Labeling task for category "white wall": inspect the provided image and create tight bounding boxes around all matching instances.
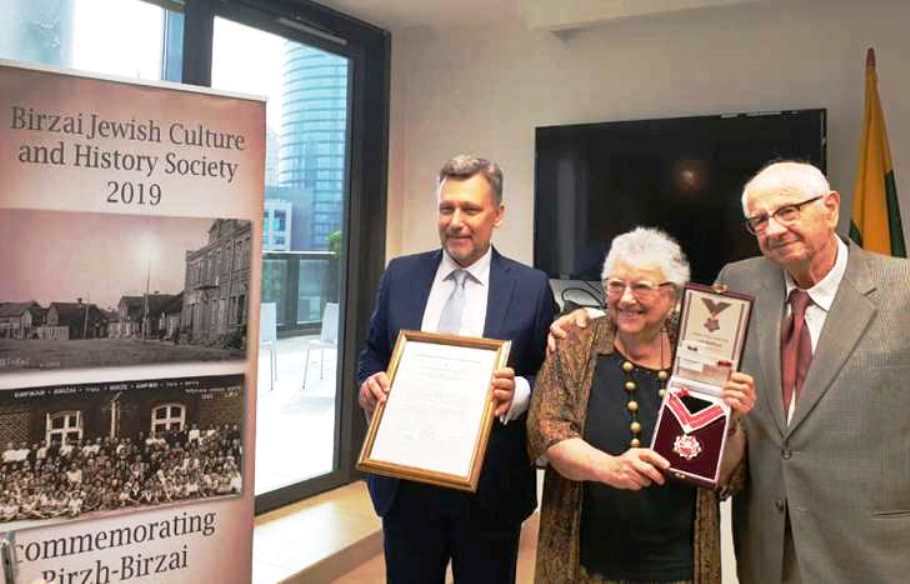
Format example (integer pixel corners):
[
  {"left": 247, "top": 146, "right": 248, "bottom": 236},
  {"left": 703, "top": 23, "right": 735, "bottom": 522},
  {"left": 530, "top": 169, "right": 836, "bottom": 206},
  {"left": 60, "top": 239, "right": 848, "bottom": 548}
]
[{"left": 386, "top": 0, "right": 910, "bottom": 263}]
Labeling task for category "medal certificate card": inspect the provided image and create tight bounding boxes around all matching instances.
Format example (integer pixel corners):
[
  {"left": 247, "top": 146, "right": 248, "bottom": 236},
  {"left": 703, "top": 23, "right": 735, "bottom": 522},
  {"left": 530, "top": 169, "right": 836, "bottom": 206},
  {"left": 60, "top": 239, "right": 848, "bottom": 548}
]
[
  {"left": 652, "top": 284, "right": 753, "bottom": 487},
  {"left": 357, "top": 331, "right": 510, "bottom": 492},
  {"left": 674, "top": 284, "right": 753, "bottom": 386}
]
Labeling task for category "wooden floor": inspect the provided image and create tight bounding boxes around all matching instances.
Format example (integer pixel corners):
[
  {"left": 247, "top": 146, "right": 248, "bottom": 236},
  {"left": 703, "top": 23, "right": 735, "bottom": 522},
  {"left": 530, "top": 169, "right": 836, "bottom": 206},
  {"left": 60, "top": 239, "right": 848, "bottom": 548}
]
[
  {"left": 253, "top": 475, "right": 739, "bottom": 583},
  {"left": 252, "top": 481, "right": 382, "bottom": 584},
  {"left": 334, "top": 512, "right": 540, "bottom": 583}
]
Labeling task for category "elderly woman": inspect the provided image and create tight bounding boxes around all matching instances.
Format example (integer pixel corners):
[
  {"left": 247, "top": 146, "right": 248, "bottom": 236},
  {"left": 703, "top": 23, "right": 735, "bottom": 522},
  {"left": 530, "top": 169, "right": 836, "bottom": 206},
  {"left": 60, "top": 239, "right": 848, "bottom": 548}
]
[{"left": 527, "top": 227, "right": 755, "bottom": 584}]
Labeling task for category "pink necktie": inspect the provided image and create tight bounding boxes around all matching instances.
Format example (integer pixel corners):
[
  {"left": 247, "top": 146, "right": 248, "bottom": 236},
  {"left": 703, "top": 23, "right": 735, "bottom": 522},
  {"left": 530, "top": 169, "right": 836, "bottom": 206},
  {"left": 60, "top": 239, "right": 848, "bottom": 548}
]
[{"left": 781, "top": 289, "right": 813, "bottom": 414}]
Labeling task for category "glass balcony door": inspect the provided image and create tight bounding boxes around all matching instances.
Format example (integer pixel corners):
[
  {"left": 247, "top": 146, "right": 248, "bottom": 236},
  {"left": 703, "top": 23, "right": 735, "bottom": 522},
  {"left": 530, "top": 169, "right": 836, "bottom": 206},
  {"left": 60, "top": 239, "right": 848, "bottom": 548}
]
[{"left": 211, "top": 14, "right": 350, "bottom": 500}]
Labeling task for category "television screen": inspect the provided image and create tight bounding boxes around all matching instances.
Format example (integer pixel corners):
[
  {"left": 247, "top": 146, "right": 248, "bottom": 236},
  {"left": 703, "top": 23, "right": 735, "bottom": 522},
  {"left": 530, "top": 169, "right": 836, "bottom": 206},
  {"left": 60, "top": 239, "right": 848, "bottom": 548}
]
[{"left": 534, "top": 110, "right": 826, "bottom": 284}]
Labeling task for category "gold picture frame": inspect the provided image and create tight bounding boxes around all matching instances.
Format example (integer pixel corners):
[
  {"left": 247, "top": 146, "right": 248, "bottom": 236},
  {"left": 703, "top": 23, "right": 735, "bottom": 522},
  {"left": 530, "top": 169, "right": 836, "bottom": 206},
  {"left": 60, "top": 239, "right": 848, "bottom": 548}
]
[{"left": 357, "top": 330, "right": 511, "bottom": 492}]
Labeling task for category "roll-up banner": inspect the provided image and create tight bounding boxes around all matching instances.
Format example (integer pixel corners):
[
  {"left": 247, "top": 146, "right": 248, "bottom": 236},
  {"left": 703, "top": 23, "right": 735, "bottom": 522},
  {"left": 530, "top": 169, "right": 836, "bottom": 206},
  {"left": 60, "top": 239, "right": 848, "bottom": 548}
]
[{"left": 0, "top": 59, "right": 264, "bottom": 584}]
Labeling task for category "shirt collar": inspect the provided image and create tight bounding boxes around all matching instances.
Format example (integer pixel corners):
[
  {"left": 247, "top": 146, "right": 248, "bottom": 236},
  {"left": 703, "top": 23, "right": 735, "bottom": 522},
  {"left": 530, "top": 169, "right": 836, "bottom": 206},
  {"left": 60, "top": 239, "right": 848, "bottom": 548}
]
[
  {"left": 784, "top": 236, "right": 848, "bottom": 311},
  {"left": 440, "top": 246, "right": 492, "bottom": 286}
]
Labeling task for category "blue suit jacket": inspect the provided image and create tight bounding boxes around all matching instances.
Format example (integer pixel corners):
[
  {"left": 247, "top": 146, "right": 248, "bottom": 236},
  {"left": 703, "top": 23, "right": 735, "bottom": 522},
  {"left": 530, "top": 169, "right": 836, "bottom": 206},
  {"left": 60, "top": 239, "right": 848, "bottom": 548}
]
[{"left": 357, "top": 248, "right": 555, "bottom": 525}]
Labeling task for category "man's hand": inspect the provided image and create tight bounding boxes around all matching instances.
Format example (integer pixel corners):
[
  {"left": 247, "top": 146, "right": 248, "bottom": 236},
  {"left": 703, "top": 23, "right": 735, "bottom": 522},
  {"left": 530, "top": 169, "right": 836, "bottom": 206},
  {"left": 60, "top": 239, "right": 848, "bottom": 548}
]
[
  {"left": 546, "top": 308, "right": 591, "bottom": 353},
  {"left": 722, "top": 371, "right": 756, "bottom": 422},
  {"left": 491, "top": 367, "right": 515, "bottom": 417},
  {"left": 358, "top": 371, "right": 390, "bottom": 416},
  {"left": 598, "top": 448, "right": 670, "bottom": 490}
]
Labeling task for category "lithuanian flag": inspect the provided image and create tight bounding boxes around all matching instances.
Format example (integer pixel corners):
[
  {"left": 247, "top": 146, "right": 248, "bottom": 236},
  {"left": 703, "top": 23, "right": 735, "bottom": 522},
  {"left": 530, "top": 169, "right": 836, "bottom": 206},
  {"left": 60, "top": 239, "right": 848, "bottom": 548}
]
[{"left": 850, "top": 48, "right": 906, "bottom": 257}]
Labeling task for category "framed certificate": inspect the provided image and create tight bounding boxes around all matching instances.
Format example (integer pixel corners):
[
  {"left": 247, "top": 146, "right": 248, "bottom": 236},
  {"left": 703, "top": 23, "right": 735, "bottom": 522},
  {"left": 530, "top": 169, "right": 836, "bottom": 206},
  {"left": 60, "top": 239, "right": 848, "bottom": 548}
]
[
  {"left": 651, "top": 284, "right": 753, "bottom": 488},
  {"left": 357, "top": 330, "right": 511, "bottom": 492}
]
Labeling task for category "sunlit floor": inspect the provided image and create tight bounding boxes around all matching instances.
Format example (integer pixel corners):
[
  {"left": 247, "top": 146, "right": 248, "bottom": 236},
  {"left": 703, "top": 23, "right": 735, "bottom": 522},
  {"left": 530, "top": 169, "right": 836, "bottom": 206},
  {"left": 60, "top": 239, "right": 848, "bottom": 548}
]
[{"left": 256, "top": 335, "right": 339, "bottom": 495}]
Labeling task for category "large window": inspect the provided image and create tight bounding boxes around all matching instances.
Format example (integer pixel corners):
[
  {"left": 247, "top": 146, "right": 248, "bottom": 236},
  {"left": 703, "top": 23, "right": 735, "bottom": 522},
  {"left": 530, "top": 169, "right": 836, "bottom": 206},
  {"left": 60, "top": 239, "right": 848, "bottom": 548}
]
[{"left": 212, "top": 15, "right": 349, "bottom": 497}]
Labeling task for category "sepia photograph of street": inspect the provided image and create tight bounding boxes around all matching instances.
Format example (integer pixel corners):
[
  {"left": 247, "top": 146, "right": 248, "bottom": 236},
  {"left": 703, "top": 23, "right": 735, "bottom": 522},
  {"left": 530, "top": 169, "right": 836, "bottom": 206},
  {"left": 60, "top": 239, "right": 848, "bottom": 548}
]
[
  {"left": 0, "top": 209, "right": 252, "bottom": 372},
  {"left": 0, "top": 374, "right": 244, "bottom": 532}
]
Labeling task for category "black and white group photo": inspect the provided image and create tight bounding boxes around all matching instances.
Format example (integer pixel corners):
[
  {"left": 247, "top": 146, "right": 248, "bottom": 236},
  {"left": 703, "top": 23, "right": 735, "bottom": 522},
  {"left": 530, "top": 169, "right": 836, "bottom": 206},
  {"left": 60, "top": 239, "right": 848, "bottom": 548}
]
[
  {"left": 0, "top": 208, "right": 253, "bottom": 372},
  {"left": 0, "top": 374, "right": 244, "bottom": 531}
]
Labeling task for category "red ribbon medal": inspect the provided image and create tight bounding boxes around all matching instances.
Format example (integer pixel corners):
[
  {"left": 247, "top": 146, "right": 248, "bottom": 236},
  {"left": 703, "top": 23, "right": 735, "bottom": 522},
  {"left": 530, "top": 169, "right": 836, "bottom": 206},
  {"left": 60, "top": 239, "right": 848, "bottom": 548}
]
[{"left": 665, "top": 388, "right": 726, "bottom": 461}]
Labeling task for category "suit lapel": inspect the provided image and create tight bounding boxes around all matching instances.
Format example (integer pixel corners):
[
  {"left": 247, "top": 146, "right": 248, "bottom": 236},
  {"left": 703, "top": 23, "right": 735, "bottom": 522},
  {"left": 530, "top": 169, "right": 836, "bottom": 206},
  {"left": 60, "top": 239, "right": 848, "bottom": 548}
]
[
  {"left": 755, "top": 265, "right": 788, "bottom": 436},
  {"left": 787, "top": 246, "right": 877, "bottom": 434},
  {"left": 484, "top": 248, "right": 514, "bottom": 339}
]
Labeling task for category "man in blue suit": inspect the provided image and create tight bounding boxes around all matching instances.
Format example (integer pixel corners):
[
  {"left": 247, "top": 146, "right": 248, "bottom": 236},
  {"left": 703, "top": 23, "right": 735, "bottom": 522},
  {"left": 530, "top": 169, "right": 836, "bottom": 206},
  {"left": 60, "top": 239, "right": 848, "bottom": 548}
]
[{"left": 357, "top": 155, "right": 555, "bottom": 583}]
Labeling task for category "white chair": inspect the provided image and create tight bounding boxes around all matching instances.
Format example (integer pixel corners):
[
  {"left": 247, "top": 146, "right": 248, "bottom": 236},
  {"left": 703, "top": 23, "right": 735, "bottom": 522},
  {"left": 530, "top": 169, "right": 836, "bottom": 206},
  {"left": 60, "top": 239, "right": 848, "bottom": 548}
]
[
  {"left": 259, "top": 303, "right": 278, "bottom": 391},
  {"left": 303, "top": 302, "right": 339, "bottom": 390}
]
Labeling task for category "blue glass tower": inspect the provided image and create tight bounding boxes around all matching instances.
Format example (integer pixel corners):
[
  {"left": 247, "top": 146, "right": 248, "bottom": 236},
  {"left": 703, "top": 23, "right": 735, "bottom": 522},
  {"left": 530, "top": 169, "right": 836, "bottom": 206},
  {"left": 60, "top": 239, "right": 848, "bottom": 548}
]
[{"left": 279, "top": 44, "right": 348, "bottom": 251}]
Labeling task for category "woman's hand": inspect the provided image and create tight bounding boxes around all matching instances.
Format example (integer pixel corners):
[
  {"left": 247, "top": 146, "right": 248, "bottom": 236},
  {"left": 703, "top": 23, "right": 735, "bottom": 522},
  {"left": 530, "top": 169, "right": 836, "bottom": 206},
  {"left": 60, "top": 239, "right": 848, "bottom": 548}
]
[
  {"left": 598, "top": 448, "right": 670, "bottom": 490},
  {"left": 722, "top": 371, "right": 756, "bottom": 422},
  {"left": 546, "top": 308, "right": 591, "bottom": 353}
]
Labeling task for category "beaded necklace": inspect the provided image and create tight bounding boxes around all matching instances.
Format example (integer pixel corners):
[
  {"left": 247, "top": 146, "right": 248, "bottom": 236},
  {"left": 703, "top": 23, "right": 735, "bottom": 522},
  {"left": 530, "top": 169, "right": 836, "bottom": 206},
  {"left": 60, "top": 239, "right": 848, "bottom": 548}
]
[{"left": 617, "top": 333, "right": 670, "bottom": 447}]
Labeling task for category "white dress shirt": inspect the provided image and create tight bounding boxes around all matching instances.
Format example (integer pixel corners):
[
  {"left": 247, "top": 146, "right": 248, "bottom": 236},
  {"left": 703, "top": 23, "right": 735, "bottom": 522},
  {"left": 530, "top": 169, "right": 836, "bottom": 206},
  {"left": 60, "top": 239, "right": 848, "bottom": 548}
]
[
  {"left": 782, "top": 236, "right": 848, "bottom": 422},
  {"left": 420, "top": 247, "right": 531, "bottom": 423}
]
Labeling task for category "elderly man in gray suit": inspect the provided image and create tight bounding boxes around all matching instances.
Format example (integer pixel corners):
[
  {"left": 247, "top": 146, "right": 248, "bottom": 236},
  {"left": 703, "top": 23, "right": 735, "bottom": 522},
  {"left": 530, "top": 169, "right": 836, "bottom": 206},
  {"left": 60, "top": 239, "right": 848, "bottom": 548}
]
[
  {"left": 717, "top": 160, "right": 910, "bottom": 583},
  {"left": 549, "top": 161, "right": 910, "bottom": 582}
]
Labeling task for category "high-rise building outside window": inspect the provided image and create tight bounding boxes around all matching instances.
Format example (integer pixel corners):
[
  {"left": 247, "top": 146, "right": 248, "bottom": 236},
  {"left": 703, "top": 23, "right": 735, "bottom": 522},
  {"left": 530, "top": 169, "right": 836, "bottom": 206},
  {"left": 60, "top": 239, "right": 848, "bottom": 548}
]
[{"left": 280, "top": 45, "right": 348, "bottom": 252}]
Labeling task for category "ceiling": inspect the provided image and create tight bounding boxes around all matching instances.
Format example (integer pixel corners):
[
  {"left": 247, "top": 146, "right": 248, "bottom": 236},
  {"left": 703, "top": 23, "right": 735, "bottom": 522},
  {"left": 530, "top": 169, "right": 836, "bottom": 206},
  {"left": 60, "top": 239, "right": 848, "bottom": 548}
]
[
  {"left": 312, "top": 0, "right": 765, "bottom": 32},
  {"left": 312, "top": 0, "right": 522, "bottom": 31}
]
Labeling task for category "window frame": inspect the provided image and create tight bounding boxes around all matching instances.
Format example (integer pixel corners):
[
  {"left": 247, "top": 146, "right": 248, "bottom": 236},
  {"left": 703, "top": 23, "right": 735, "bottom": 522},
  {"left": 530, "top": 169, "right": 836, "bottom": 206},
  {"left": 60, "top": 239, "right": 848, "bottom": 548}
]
[
  {"left": 46, "top": 410, "right": 84, "bottom": 445},
  {"left": 151, "top": 402, "right": 187, "bottom": 434}
]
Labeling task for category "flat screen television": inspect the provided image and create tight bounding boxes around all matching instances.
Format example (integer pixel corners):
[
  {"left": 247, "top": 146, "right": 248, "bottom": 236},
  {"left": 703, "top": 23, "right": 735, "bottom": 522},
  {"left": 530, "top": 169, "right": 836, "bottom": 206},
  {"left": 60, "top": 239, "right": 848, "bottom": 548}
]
[{"left": 534, "top": 110, "right": 826, "bottom": 284}]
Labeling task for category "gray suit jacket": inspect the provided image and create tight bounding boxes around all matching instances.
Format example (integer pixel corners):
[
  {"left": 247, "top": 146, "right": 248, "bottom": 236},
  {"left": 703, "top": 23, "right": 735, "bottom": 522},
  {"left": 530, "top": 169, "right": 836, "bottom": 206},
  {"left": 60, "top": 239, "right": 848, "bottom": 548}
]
[{"left": 717, "top": 241, "right": 910, "bottom": 583}]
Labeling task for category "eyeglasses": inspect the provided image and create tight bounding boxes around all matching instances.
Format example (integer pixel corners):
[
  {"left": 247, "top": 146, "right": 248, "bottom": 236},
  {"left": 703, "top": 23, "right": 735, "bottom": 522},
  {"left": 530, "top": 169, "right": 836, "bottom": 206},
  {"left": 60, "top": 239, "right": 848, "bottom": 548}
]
[
  {"left": 743, "top": 195, "right": 823, "bottom": 235},
  {"left": 603, "top": 278, "right": 675, "bottom": 302}
]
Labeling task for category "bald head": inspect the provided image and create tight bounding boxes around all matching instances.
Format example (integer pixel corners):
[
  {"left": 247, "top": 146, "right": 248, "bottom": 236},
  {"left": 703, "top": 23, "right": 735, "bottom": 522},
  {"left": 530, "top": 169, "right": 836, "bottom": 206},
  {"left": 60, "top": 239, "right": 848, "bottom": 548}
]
[
  {"left": 741, "top": 161, "right": 841, "bottom": 287},
  {"left": 741, "top": 161, "right": 831, "bottom": 215}
]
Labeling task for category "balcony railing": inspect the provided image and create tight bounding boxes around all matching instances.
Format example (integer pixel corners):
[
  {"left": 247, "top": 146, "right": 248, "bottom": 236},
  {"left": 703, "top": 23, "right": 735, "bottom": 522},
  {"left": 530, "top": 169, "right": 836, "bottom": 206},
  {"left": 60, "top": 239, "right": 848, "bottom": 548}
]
[{"left": 262, "top": 250, "right": 339, "bottom": 336}]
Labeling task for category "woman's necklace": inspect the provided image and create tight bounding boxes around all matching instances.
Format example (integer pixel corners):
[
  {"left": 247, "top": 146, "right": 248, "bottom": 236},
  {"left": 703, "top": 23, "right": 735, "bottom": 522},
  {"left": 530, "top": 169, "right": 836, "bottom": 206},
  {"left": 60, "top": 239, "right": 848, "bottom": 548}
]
[{"left": 618, "top": 333, "right": 670, "bottom": 448}]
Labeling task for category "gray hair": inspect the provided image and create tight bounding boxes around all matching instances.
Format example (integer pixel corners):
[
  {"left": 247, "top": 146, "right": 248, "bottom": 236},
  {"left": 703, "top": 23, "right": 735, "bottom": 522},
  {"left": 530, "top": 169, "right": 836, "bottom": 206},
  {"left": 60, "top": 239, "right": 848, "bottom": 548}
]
[
  {"left": 601, "top": 227, "right": 690, "bottom": 287},
  {"left": 437, "top": 155, "right": 504, "bottom": 205},
  {"left": 741, "top": 161, "right": 830, "bottom": 215}
]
